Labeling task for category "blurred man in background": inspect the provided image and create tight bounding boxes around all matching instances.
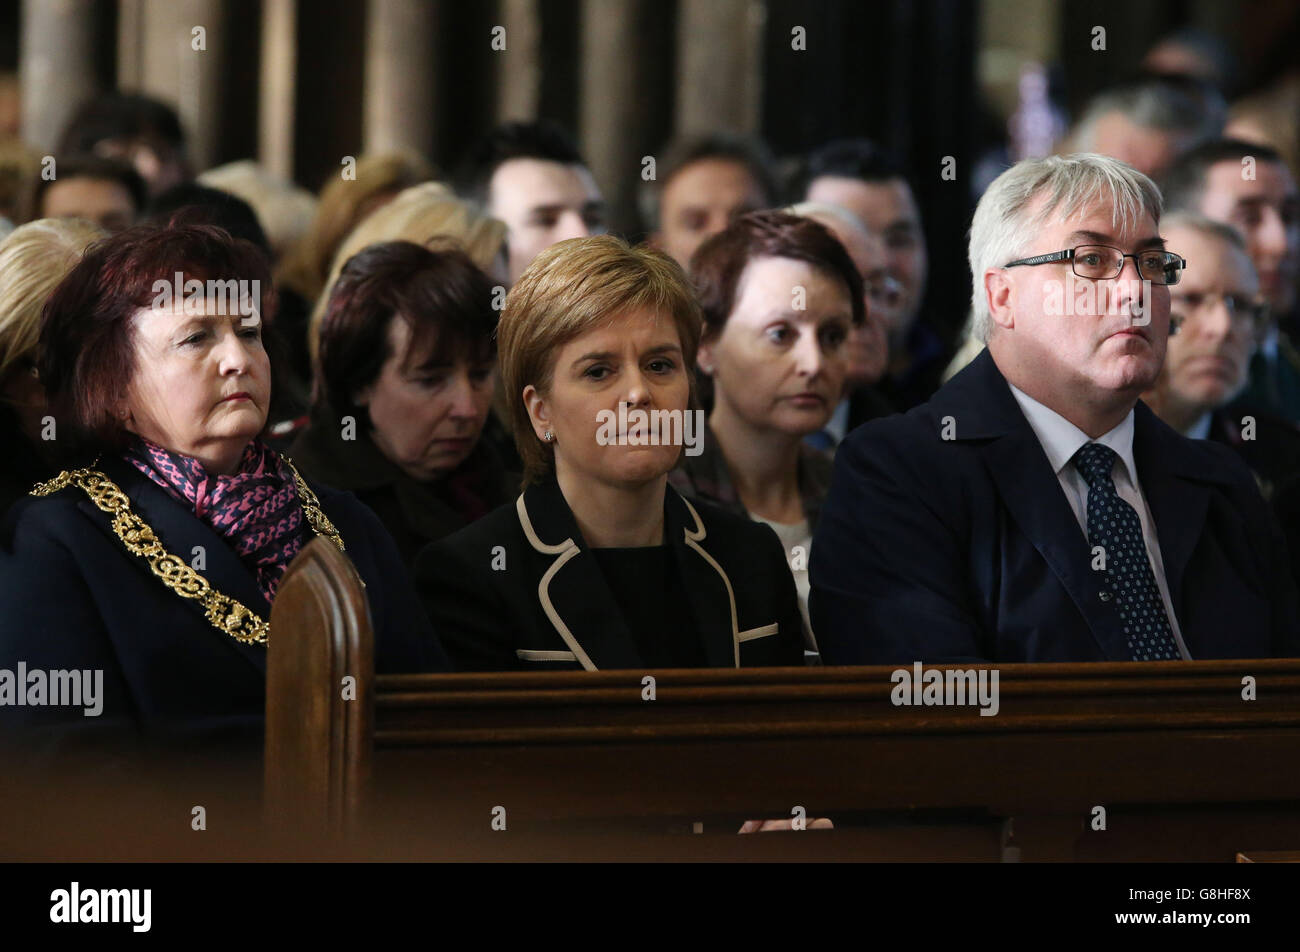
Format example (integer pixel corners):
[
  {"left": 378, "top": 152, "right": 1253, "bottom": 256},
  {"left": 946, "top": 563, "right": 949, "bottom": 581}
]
[
  {"left": 1145, "top": 213, "right": 1300, "bottom": 495},
  {"left": 802, "top": 139, "right": 942, "bottom": 410},
  {"left": 458, "top": 120, "right": 604, "bottom": 286},
  {"left": 57, "top": 93, "right": 190, "bottom": 198},
  {"left": 788, "top": 201, "right": 897, "bottom": 447},
  {"left": 1067, "top": 79, "right": 1224, "bottom": 180},
  {"left": 1163, "top": 139, "right": 1300, "bottom": 420},
  {"left": 644, "top": 133, "right": 778, "bottom": 270},
  {"left": 30, "top": 154, "right": 145, "bottom": 232}
]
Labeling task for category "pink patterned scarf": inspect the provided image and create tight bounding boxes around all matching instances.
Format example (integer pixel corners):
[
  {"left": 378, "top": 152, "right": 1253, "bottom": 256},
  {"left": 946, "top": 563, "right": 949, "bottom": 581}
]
[{"left": 124, "top": 436, "right": 313, "bottom": 604}]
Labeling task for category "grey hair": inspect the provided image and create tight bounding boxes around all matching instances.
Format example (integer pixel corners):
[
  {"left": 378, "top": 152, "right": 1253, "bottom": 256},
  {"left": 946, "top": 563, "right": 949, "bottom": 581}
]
[
  {"left": 968, "top": 153, "right": 1163, "bottom": 343},
  {"left": 1072, "top": 81, "right": 1225, "bottom": 152},
  {"left": 784, "top": 201, "right": 873, "bottom": 241},
  {"left": 1159, "top": 210, "right": 1248, "bottom": 254}
]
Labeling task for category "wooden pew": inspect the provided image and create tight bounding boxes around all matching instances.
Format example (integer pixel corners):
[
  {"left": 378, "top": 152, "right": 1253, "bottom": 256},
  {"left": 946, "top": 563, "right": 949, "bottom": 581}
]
[
  {"left": 265, "top": 537, "right": 372, "bottom": 832},
  {"left": 266, "top": 543, "right": 1300, "bottom": 860}
]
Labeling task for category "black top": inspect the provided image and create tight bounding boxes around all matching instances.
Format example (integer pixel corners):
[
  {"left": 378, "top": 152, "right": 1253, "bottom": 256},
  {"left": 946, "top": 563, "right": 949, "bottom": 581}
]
[
  {"left": 876, "top": 318, "right": 952, "bottom": 412},
  {"left": 415, "top": 475, "right": 805, "bottom": 671},
  {"left": 1208, "top": 403, "right": 1300, "bottom": 502},
  {"left": 589, "top": 544, "right": 703, "bottom": 668},
  {"left": 288, "top": 405, "right": 517, "bottom": 570},
  {"left": 0, "top": 408, "right": 55, "bottom": 523}
]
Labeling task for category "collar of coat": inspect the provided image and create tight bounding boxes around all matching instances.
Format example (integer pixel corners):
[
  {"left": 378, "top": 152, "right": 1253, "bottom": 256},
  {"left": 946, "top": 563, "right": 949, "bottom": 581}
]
[
  {"left": 510, "top": 474, "right": 762, "bottom": 670},
  {"left": 73, "top": 455, "right": 281, "bottom": 675}
]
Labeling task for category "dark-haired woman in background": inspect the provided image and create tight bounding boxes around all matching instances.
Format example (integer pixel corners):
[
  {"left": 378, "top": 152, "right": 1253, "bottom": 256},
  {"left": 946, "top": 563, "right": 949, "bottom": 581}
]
[
  {"left": 0, "top": 224, "right": 446, "bottom": 743},
  {"left": 288, "top": 240, "right": 514, "bottom": 569},
  {"left": 669, "top": 211, "right": 865, "bottom": 657}
]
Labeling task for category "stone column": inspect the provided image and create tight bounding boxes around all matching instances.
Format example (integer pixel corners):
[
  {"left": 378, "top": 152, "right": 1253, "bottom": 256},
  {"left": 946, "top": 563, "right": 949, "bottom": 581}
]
[
  {"left": 363, "top": 0, "right": 436, "bottom": 158},
  {"left": 21, "top": 0, "right": 99, "bottom": 152},
  {"left": 580, "top": 0, "right": 647, "bottom": 233},
  {"left": 496, "top": 0, "right": 541, "bottom": 123},
  {"left": 675, "top": 0, "right": 766, "bottom": 137},
  {"left": 127, "top": 0, "right": 229, "bottom": 173},
  {"left": 259, "top": 0, "right": 297, "bottom": 180}
]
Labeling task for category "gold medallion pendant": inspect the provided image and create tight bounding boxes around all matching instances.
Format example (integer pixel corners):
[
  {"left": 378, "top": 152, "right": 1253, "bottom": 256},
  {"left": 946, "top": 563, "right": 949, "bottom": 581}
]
[{"left": 31, "top": 458, "right": 344, "bottom": 645}]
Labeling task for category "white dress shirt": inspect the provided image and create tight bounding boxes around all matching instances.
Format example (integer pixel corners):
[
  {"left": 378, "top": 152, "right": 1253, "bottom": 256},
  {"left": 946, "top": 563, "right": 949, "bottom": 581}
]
[
  {"left": 824, "top": 396, "right": 850, "bottom": 445},
  {"left": 1008, "top": 384, "right": 1192, "bottom": 659},
  {"left": 1184, "top": 412, "right": 1212, "bottom": 440},
  {"left": 750, "top": 514, "right": 818, "bottom": 657}
]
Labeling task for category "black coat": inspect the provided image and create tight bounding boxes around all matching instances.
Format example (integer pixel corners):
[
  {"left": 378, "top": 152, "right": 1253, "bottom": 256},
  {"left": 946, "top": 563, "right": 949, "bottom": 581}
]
[
  {"left": 413, "top": 475, "right": 805, "bottom": 671},
  {"left": 0, "top": 454, "right": 447, "bottom": 746},
  {"left": 811, "top": 349, "right": 1300, "bottom": 663},
  {"left": 287, "top": 411, "right": 516, "bottom": 570},
  {"left": 1207, "top": 405, "right": 1300, "bottom": 502},
  {"left": 0, "top": 408, "right": 55, "bottom": 523}
]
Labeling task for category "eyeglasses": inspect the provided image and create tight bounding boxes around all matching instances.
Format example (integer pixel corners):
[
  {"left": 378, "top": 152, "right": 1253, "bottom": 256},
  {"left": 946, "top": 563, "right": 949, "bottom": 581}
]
[
  {"left": 1168, "top": 291, "right": 1270, "bottom": 337},
  {"left": 1003, "top": 244, "right": 1187, "bottom": 286}
]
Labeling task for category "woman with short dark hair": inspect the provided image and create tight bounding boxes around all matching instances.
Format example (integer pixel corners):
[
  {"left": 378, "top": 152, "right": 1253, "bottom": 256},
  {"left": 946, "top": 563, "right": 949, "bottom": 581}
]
[
  {"left": 670, "top": 210, "right": 865, "bottom": 656},
  {"left": 0, "top": 224, "right": 446, "bottom": 742},
  {"left": 289, "top": 240, "right": 514, "bottom": 568}
]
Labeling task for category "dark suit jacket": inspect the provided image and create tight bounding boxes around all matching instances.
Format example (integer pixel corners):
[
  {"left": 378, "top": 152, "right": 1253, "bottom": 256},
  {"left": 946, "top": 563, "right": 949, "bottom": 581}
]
[
  {"left": 413, "top": 475, "right": 804, "bottom": 671},
  {"left": 0, "top": 408, "right": 55, "bottom": 524},
  {"left": 810, "top": 349, "right": 1300, "bottom": 663},
  {"left": 1207, "top": 405, "right": 1300, "bottom": 502},
  {"left": 0, "top": 454, "right": 447, "bottom": 745}
]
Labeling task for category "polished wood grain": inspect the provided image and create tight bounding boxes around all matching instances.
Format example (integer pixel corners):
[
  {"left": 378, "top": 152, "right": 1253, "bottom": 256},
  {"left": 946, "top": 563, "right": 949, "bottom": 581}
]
[
  {"left": 265, "top": 536, "right": 373, "bottom": 833},
  {"left": 264, "top": 572, "right": 1300, "bottom": 859}
]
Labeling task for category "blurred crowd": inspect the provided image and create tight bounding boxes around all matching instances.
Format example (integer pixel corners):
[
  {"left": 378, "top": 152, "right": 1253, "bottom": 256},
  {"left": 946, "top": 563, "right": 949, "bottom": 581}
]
[{"left": 0, "top": 23, "right": 1296, "bottom": 731}]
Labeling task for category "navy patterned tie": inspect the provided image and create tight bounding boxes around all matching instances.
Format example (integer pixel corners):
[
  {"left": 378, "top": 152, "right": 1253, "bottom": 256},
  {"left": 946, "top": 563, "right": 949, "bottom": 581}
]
[{"left": 1072, "top": 442, "right": 1182, "bottom": 661}]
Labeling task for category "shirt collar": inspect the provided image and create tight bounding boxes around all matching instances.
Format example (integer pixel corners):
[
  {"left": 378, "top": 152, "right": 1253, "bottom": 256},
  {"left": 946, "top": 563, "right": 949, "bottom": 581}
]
[
  {"left": 1008, "top": 383, "right": 1137, "bottom": 483},
  {"left": 1184, "top": 412, "right": 1213, "bottom": 440},
  {"left": 825, "top": 397, "right": 850, "bottom": 443}
]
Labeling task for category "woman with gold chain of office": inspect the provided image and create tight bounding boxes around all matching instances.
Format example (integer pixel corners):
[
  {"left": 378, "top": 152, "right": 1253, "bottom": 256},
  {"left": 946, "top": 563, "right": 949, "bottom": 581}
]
[{"left": 0, "top": 221, "right": 446, "bottom": 745}]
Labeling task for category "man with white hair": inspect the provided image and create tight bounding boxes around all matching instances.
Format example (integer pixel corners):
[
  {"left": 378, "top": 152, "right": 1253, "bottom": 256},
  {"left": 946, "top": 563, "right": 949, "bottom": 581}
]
[
  {"left": 1144, "top": 213, "right": 1300, "bottom": 502},
  {"left": 786, "top": 201, "right": 898, "bottom": 448},
  {"left": 810, "top": 153, "right": 1299, "bottom": 663},
  {"left": 1069, "top": 79, "right": 1224, "bottom": 179}
]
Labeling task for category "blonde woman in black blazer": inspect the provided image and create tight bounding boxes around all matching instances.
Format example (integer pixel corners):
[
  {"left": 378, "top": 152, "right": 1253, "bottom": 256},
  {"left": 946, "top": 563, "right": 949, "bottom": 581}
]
[{"left": 415, "top": 235, "right": 803, "bottom": 671}]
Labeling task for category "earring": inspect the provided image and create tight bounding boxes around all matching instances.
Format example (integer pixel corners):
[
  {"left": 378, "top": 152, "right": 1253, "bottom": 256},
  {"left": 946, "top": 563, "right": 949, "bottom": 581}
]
[{"left": 543, "top": 430, "right": 553, "bottom": 442}]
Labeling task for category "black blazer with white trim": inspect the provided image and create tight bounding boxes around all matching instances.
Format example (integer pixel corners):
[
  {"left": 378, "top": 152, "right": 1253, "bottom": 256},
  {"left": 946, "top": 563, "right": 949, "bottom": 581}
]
[{"left": 413, "top": 475, "right": 805, "bottom": 671}]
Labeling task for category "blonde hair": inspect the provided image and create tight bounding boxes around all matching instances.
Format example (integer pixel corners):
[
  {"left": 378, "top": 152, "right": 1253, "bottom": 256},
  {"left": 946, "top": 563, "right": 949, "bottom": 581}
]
[
  {"left": 499, "top": 234, "right": 702, "bottom": 485},
  {"left": 277, "top": 151, "right": 433, "bottom": 304},
  {"left": 308, "top": 182, "right": 506, "bottom": 361},
  {"left": 0, "top": 218, "right": 106, "bottom": 381},
  {"left": 197, "top": 160, "right": 318, "bottom": 260}
]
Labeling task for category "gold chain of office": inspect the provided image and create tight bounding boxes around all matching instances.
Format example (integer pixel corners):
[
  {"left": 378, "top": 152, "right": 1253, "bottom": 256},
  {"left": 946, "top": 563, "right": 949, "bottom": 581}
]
[{"left": 30, "top": 458, "right": 345, "bottom": 646}]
